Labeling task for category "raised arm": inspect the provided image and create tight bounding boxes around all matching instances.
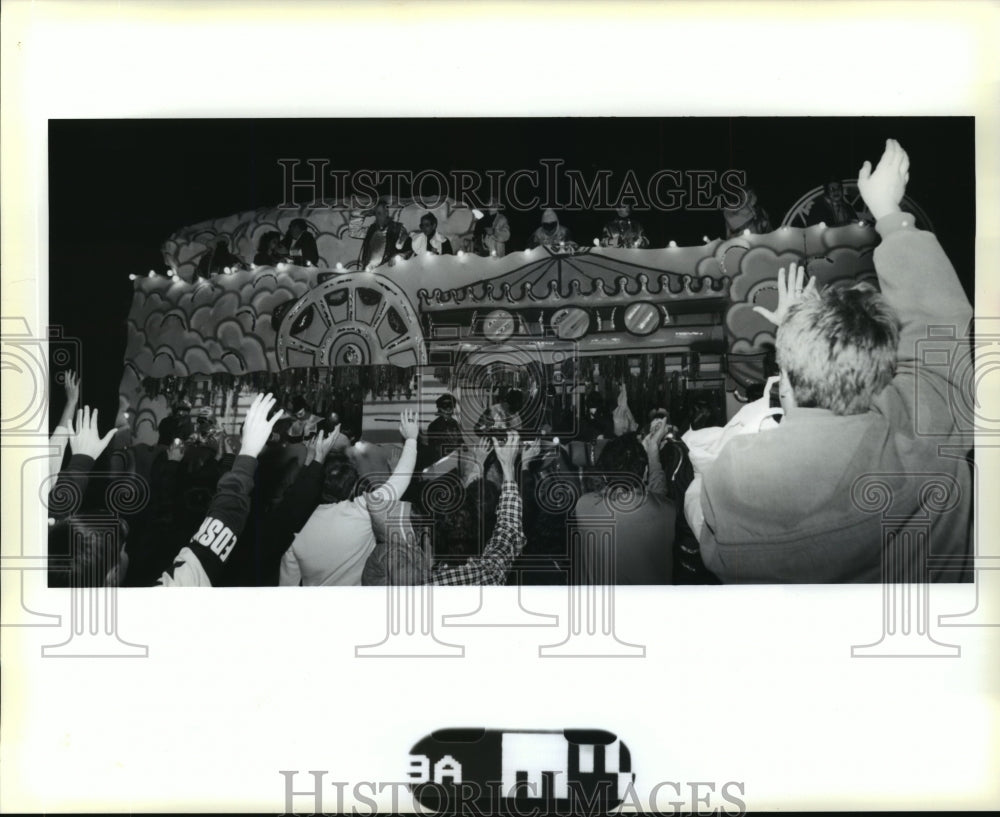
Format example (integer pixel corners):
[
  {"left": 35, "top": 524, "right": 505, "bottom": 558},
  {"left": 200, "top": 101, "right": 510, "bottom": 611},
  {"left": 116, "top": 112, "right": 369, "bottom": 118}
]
[
  {"left": 431, "top": 431, "right": 526, "bottom": 585},
  {"left": 366, "top": 410, "right": 419, "bottom": 507},
  {"left": 859, "top": 139, "right": 973, "bottom": 362},
  {"left": 157, "top": 393, "right": 283, "bottom": 587},
  {"left": 48, "top": 406, "right": 117, "bottom": 518},
  {"left": 641, "top": 419, "right": 669, "bottom": 499}
]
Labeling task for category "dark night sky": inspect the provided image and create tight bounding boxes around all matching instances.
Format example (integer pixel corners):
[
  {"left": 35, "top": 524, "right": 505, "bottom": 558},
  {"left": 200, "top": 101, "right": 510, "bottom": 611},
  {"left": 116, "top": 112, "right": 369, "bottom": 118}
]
[{"left": 48, "top": 117, "right": 976, "bottom": 427}]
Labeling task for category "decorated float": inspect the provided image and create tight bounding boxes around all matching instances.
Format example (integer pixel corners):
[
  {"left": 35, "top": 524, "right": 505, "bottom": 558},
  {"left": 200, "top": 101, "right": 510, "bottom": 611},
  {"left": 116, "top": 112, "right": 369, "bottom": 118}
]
[{"left": 120, "top": 193, "right": 919, "bottom": 445}]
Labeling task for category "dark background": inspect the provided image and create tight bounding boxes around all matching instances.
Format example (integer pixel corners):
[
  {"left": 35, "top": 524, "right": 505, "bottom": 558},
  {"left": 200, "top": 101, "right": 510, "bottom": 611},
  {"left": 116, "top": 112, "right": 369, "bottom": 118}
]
[{"left": 48, "top": 117, "right": 975, "bottom": 429}]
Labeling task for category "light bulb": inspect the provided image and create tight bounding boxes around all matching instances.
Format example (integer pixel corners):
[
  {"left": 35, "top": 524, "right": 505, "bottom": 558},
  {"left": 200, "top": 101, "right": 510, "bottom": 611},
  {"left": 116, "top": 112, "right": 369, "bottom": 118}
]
[
  {"left": 702, "top": 235, "right": 710, "bottom": 243},
  {"left": 668, "top": 240, "right": 677, "bottom": 248},
  {"left": 147, "top": 270, "right": 155, "bottom": 278},
  {"left": 128, "top": 274, "right": 137, "bottom": 281}
]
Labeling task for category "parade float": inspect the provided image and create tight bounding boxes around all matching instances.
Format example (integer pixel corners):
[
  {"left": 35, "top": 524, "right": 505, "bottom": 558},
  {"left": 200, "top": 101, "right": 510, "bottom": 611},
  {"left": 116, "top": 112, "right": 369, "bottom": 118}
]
[{"left": 120, "top": 191, "right": 926, "bottom": 445}]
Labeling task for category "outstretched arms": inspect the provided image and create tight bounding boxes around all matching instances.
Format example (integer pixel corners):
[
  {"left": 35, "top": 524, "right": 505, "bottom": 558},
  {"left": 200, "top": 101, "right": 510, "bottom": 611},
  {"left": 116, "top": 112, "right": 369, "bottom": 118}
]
[{"left": 157, "top": 393, "right": 283, "bottom": 587}]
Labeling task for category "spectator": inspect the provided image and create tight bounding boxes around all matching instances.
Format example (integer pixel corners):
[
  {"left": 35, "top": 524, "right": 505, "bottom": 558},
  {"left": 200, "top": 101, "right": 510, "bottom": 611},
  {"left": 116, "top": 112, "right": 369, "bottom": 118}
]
[
  {"left": 360, "top": 200, "right": 411, "bottom": 268},
  {"left": 699, "top": 139, "right": 973, "bottom": 583},
  {"left": 278, "top": 410, "right": 420, "bottom": 586},
  {"left": 572, "top": 420, "right": 676, "bottom": 584},
  {"left": 363, "top": 430, "right": 528, "bottom": 585},
  {"left": 426, "top": 393, "right": 464, "bottom": 463},
  {"left": 410, "top": 212, "right": 454, "bottom": 256}
]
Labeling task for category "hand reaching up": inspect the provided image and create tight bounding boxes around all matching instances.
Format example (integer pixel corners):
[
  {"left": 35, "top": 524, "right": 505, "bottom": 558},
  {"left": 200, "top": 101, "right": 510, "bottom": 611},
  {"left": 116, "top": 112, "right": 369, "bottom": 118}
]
[
  {"left": 641, "top": 417, "right": 669, "bottom": 456},
  {"left": 752, "top": 263, "right": 818, "bottom": 326},
  {"left": 68, "top": 406, "right": 117, "bottom": 460},
  {"left": 239, "top": 393, "right": 284, "bottom": 459},
  {"left": 306, "top": 425, "right": 339, "bottom": 465},
  {"left": 492, "top": 429, "right": 521, "bottom": 481},
  {"left": 857, "top": 138, "right": 909, "bottom": 222},
  {"left": 399, "top": 410, "right": 420, "bottom": 442},
  {"left": 63, "top": 370, "right": 80, "bottom": 406}
]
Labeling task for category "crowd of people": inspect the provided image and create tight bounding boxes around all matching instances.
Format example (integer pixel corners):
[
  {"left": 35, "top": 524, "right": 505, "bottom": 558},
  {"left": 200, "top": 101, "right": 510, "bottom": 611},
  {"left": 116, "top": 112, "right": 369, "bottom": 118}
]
[{"left": 56, "top": 140, "right": 971, "bottom": 587}]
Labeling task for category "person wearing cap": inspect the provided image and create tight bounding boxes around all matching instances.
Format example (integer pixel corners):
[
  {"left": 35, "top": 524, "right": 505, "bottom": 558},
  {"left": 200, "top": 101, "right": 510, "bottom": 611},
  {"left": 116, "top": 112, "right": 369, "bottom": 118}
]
[
  {"left": 600, "top": 203, "right": 650, "bottom": 249},
  {"left": 472, "top": 201, "right": 511, "bottom": 257},
  {"left": 426, "top": 393, "right": 464, "bottom": 462},
  {"left": 410, "top": 212, "right": 454, "bottom": 256},
  {"left": 528, "top": 208, "right": 573, "bottom": 250},
  {"left": 360, "top": 199, "right": 412, "bottom": 268}
]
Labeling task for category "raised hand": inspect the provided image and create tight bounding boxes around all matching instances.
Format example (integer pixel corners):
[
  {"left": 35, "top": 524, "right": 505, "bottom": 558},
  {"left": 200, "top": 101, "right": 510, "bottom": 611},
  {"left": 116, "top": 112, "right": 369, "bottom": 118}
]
[
  {"left": 399, "top": 409, "right": 420, "bottom": 442},
  {"left": 68, "top": 406, "right": 117, "bottom": 460},
  {"left": 308, "top": 425, "right": 339, "bottom": 465},
  {"left": 641, "top": 417, "right": 669, "bottom": 456},
  {"left": 239, "top": 393, "right": 284, "bottom": 459},
  {"left": 857, "top": 138, "right": 909, "bottom": 222},
  {"left": 492, "top": 429, "right": 521, "bottom": 480},
  {"left": 522, "top": 437, "right": 543, "bottom": 467},
  {"left": 63, "top": 370, "right": 80, "bottom": 405},
  {"left": 752, "top": 263, "right": 818, "bottom": 326}
]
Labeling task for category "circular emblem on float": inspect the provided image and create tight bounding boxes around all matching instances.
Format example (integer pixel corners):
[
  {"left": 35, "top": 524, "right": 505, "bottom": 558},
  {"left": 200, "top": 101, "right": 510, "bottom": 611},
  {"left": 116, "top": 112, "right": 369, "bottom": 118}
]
[
  {"left": 550, "top": 307, "right": 590, "bottom": 340},
  {"left": 482, "top": 309, "right": 516, "bottom": 343},
  {"left": 273, "top": 273, "right": 426, "bottom": 369},
  {"left": 622, "top": 302, "right": 661, "bottom": 336}
]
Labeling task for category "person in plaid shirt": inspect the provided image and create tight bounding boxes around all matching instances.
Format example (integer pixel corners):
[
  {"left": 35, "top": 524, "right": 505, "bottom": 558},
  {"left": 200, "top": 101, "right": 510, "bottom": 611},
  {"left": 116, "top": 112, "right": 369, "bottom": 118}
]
[
  {"left": 365, "top": 430, "right": 527, "bottom": 586},
  {"left": 430, "top": 430, "right": 525, "bottom": 585}
]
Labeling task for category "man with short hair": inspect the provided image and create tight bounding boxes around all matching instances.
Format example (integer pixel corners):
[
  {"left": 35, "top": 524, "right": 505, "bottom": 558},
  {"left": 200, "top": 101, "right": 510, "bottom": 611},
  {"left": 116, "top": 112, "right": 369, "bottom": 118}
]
[
  {"left": 279, "top": 411, "right": 420, "bottom": 586},
  {"left": 807, "top": 179, "right": 859, "bottom": 227},
  {"left": 572, "top": 421, "right": 676, "bottom": 584},
  {"left": 360, "top": 200, "right": 412, "bottom": 268},
  {"left": 699, "top": 140, "right": 973, "bottom": 583},
  {"left": 410, "top": 212, "right": 454, "bottom": 256}
]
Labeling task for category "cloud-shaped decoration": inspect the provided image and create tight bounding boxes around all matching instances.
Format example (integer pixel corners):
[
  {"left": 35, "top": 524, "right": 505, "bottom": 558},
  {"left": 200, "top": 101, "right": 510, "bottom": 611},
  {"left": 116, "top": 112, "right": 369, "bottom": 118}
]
[
  {"left": 731, "top": 335, "right": 777, "bottom": 356},
  {"left": 131, "top": 291, "right": 170, "bottom": 326},
  {"left": 725, "top": 301, "right": 779, "bottom": 353},
  {"left": 216, "top": 318, "right": 268, "bottom": 373},
  {"left": 694, "top": 254, "right": 726, "bottom": 282},
  {"left": 729, "top": 246, "right": 802, "bottom": 302},
  {"left": 807, "top": 246, "right": 877, "bottom": 291},
  {"left": 182, "top": 346, "right": 219, "bottom": 375},
  {"left": 125, "top": 321, "right": 149, "bottom": 358},
  {"left": 211, "top": 290, "right": 243, "bottom": 324},
  {"left": 147, "top": 349, "right": 180, "bottom": 378},
  {"left": 234, "top": 306, "right": 257, "bottom": 333},
  {"left": 252, "top": 286, "right": 300, "bottom": 317}
]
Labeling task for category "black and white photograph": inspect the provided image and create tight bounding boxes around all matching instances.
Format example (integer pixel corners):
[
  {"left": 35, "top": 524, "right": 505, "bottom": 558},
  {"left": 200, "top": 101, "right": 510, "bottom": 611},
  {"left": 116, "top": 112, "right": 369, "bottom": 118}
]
[
  {"left": 2, "top": 2, "right": 998, "bottom": 814},
  {"left": 45, "top": 116, "right": 976, "bottom": 588}
]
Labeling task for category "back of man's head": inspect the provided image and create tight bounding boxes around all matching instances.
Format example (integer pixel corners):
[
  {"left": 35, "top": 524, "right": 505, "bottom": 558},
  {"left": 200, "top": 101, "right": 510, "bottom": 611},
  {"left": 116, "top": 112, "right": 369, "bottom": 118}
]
[
  {"left": 595, "top": 432, "right": 646, "bottom": 479},
  {"left": 320, "top": 453, "right": 359, "bottom": 503},
  {"left": 776, "top": 283, "right": 900, "bottom": 415}
]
